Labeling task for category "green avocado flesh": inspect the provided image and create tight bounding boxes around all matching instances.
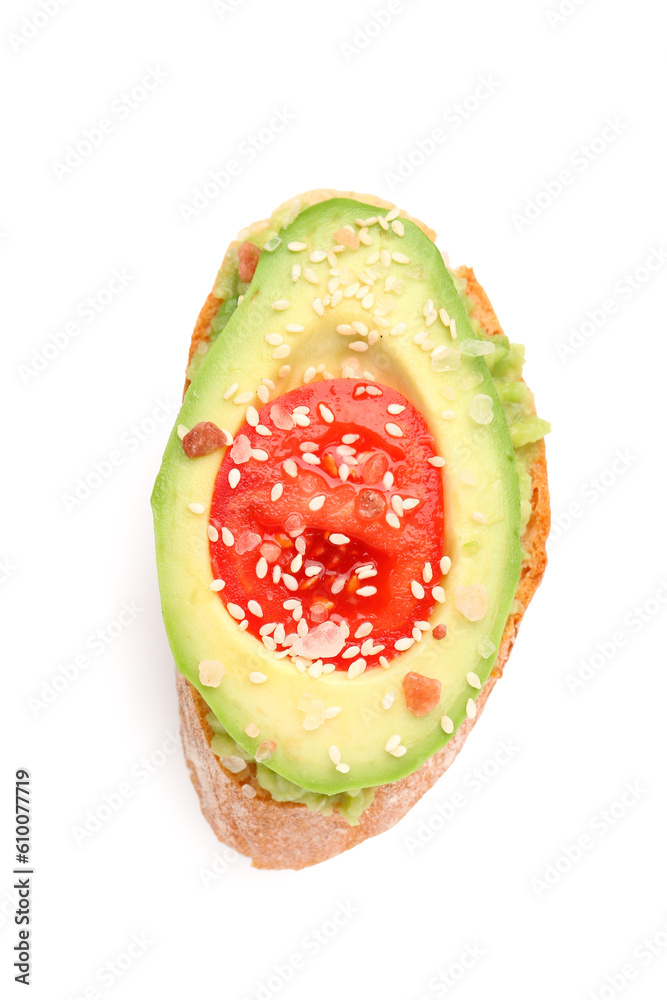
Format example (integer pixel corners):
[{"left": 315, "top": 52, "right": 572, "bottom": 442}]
[{"left": 152, "top": 196, "right": 549, "bottom": 811}]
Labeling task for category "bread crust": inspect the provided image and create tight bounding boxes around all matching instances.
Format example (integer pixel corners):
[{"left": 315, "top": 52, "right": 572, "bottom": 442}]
[{"left": 174, "top": 199, "right": 550, "bottom": 870}]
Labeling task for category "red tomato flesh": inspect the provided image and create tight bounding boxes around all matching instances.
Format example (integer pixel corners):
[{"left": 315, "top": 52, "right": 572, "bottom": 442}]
[{"left": 209, "top": 379, "right": 444, "bottom": 671}]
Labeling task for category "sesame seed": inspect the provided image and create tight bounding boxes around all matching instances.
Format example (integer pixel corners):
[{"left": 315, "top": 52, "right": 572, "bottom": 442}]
[
  {"left": 391, "top": 219, "right": 405, "bottom": 236},
  {"left": 344, "top": 283, "right": 360, "bottom": 299},
  {"left": 177, "top": 424, "right": 188, "bottom": 439},
  {"left": 290, "top": 265, "right": 301, "bottom": 282},
  {"left": 395, "top": 637, "right": 414, "bottom": 651},
  {"left": 337, "top": 324, "right": 354, "bottom": 336},
  {"left": 450, "top": 318, "right": 457, "bottom": 339},
  {"left": 252, "top": 449, "right": 269, "bottom": 461},
  {"left": 283, "top": 459, "right": 298, "bottom": 477},
  {"left": 439, "top": 307, "right": 451, "bottom": 327},
  {"left": 466, "top": 698, "right": 476, "bottom": 719},
  {"left": 227, "top": 603, "right": 245, "bottom": 620},
  {"left": 357, "top": 586, "right": 377, "bottom": 597},
  {"left": 295, "top": 537, "right": 306, "bottom": 554},
  {"left": 312, "top": 297, "right": 324, "bottom": 316},
  {"left": 309, "top": 250, "right": 327, "bottom": 262},
  {"left": 293, "top": 412, "right": 310, "bottom": 427},
  {"left": 387, "top": 403, "right": 405, "bottom": 415},
  {"left": 248, "top": 600, "right": 263, "bottom": 618},
  {"left": 224, "top": 383, "right": 239, "bottom": 400},
  {"left": 391, "top": 252, "right": 410, "bottom": 264},
  {"left": 234, "top": 390, "right": 254, "bottom": 405},
  {"left": 288, "top": 242, "right": 307, "bottom": 251},
  {"left": 348, "top": 658, "right": 367, "bottom": 678},
  {"left": 385, "top": 422, "right": 403, "bottom": 438},
  {"left": 339, "top": 464, "right": 350, "bottom": 482},
  {"left": 265, "top": 333, "right": 283, "bottom": 346},
  {"left": 390, "top": 323, "right": 406, "bottom": 336},
  {"left": 283, "top": 574, "right": 298, "bottom": 592},
  {"left": 272, "top": 345, "right": 291, "bottom": 359},
  {"left": 304, "top": 565, "right": 321, "bottom": 578},
  {"left": 290, "top": 553, "right": 302, "bottom": 572},
  {"left": 271, "top": 300, "right": 290, "bottom": 310},
  {"left": 361, "top": 293, "right": 374, "bottom": 309},
  {"left": 308, "top": 495, "right": 325, "bottom": 511},
  {"left": 249, "top": 672, "right": 267, "bottom": 684},
  {"left": 329, "top": 745, "right": 342, "bottom": 765},
  {"left": 272, "top": 566, "right": 282, "bottom": 585},
  {"left": 329, "top": 533, "right": 349, "bottom": 545},
  {"left": 402, "top": 498, "right": 419, "bottom": 511},
  {"left": 467, "top": 671, "right": 481, "bottom": 689},
  {"left": 423, "top": 562, "right": 433, "bottom": 583},
  {"left": 383, "top": 471, "right": 394, "bottom": 489},
  {"left": 357, "top": 568, "right": 377, "bottom": 580},
  {"left": 303, "top": 268, "right": 319, "bottom": 284},
  {"left": 411, "top": 580, "right": 425, "bottom": 599},
  {"left": 209, "top": 579, "right": 225, "bottom": 591},
  {"left": 385, "top": 734, "right": 401, "bottom": 752},
  {"left": 472, "top": 512, "right": 487, "bottom": 524},
  {"left": 246, "top": 405, "right": 259, "bottom": 426},
  {"left": 378, "top": 215, "right": 389, "bottom": 230},
  {"left": 303, "top": 366, "right": 317, "bottom": 384},
  {"left": 331, "top": 577, "right": 346, "bottom": 594},
  {"left": 386, "top": 512, "right": 401, "bottom": 529},
  {"left": 278, "top": 365, "right": 291, "bottom": 378},
  {"left": 355, "top": 622, "right": 373, "bottom": 639},
  {"left": 286, "top": 323, "right": 305, "bottom": 333},
  {"left": 302, "top": 452, "right": 320, "bottom": 465},
  {"left": 221, "top": 527, "right": 234, "bottom": 546},
  {"left": 440, "top": 556, "right": 452, "bottom": 574},
  {"left": 342, "top": 646, "right": 360, "bottom": 659},
  {"left": 432, "top": 586, "right": 446, "bottom": 603},
  {"left": 270, "top": 483, "right": 283, "bottom": 502},
  {"left": 391, "top": 495, "right": 404, "bottom": 516},
  {"left": 382, "top": 690, "right": 395, "bottom": 709},
  {"left": 257, "top": 385, "right": 270, "bottom": 404},
  {"left": 349, "top": 341, "right": 368, "bottom": 352},
  {"left": 188, "top": 502, "right": 205, "bottom": 514},
  {"left": 441, "top": 715, "right": 454, "bottom": 734},
  {"left": 336, "top": 763, "right": 350, "bottom": 773},
  {"left": 255, "top": 557, "right": 268, "bottom": 579},
  {"left": 428, "top": 456, "right": 446, "bottom": 467},
  {"left": 319, "top": 403, "right": 334, "bottom": 423},
  {"left": 208, "top": 525, "right": 219, "bottom": 542}
]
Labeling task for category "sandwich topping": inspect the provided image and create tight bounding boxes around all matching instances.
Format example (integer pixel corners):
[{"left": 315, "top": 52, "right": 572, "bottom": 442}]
[{"left": 208, "top": 379, "right": 444, "bottom": 673}]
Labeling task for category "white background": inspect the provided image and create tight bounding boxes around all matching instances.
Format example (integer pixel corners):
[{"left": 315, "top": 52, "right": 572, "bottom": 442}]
[{"left": 2, "top": 1, "right": 666, "bottom": 998}]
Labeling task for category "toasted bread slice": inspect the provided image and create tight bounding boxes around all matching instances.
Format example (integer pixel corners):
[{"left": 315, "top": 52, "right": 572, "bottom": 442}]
[{"left": 174, "top": 196, "right": 550, "bottom": 870}]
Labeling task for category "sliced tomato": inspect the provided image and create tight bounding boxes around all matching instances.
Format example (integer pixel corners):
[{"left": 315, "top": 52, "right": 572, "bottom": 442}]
[{"left": 209, "top": 380, "right": 444, "bottom": 671}]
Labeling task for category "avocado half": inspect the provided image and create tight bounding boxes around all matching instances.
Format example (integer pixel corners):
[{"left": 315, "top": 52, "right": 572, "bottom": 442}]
[{"left": 152, "top": 197, "right": 527, "bottom": 796}]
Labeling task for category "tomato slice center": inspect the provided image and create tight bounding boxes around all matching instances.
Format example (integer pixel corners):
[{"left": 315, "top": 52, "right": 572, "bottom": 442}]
[{"left": 209, "top": 379, "right": 444, "bottom": 671}]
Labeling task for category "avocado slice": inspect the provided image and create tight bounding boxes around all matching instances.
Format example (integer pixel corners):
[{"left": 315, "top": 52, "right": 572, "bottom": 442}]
[{"left": 152, "top": 198, "right": 522, "bottom": 795}]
